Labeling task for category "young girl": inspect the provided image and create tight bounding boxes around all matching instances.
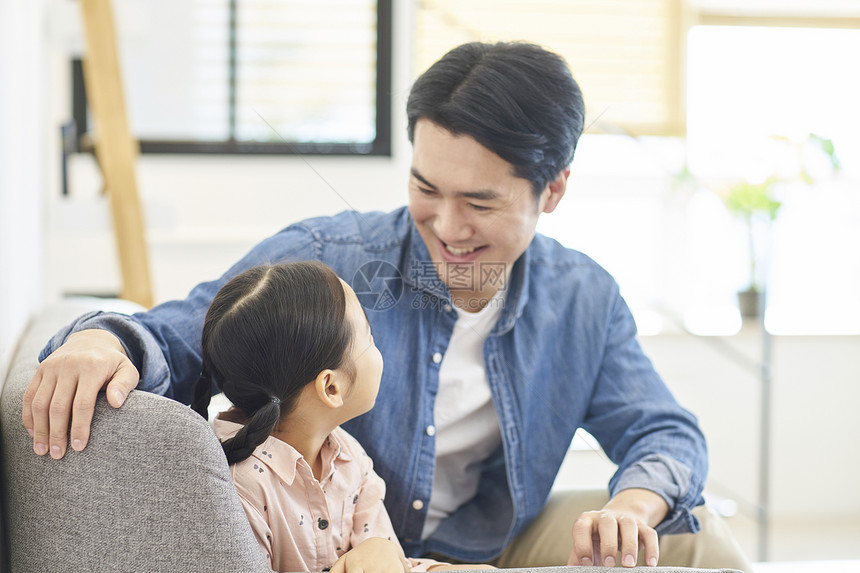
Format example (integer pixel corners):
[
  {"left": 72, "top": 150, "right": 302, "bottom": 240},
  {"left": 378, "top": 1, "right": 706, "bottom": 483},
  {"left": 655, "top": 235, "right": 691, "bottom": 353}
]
[{"left": 191, "top": 261, "right": 490, "bottom": 573}]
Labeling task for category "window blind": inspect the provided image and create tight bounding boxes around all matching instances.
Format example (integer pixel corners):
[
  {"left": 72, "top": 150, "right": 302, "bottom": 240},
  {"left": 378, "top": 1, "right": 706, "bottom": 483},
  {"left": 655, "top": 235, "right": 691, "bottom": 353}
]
[
  {"left": 414, "top": 0, "right": 684, "bottom": 136},
  {"left": 97, "top": 0, "right": 387, "bottom": 154},
  {"left": 234, "top": 0, "right": 378, "bottom": 146}
]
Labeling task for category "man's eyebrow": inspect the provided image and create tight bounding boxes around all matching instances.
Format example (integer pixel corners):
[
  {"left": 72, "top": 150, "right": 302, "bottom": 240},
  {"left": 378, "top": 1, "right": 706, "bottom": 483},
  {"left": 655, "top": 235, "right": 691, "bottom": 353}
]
[
  {"left": 410, "top": 168, "right": 437, "bottom": 190},
  {"left": 410, "top": 168, "right": 502, "bottom": 201},
  {"left": 457, "top": 188, "right": 502, "bottom": 201}
]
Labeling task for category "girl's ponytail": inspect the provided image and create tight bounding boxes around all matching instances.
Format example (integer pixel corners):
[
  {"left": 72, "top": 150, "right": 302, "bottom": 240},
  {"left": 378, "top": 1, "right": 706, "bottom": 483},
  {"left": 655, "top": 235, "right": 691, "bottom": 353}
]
[
  {"left": 191, "top": 369, "right": 214, "bottom": 421},
  {"left": 220, "top": 397, "right": 281, "bottom": 465}
]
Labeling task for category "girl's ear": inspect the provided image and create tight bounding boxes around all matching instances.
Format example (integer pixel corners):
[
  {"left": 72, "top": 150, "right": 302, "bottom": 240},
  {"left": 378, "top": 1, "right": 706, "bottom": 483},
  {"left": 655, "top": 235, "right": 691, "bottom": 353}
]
[{"left": 313, "top": 370, "right": 344, "bottom": 409}]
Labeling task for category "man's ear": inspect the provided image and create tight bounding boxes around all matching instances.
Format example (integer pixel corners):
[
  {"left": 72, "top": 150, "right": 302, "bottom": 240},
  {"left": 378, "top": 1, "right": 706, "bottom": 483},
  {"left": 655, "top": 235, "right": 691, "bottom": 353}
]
[
  {"left": 541, "top": 167, "right": 570, "bottom": 214},
  {"left": 313, "top": 370, "right": 344, "bottom": 409}
]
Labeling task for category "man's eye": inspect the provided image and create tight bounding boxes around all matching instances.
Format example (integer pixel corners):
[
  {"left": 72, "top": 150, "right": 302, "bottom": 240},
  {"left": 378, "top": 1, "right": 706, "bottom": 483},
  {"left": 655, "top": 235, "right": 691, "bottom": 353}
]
[{"left": 470, "top": 204, "right": 491, "bottom": 212}]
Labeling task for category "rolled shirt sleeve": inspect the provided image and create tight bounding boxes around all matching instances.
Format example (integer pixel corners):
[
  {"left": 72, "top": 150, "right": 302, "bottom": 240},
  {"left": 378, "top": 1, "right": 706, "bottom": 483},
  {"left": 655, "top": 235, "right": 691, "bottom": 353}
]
[
  {"left": 611, "top": 453, "right": 701, "bottom": 535},
  {"left": 38, "top": 310, "right": 172, "bottom": 396}
]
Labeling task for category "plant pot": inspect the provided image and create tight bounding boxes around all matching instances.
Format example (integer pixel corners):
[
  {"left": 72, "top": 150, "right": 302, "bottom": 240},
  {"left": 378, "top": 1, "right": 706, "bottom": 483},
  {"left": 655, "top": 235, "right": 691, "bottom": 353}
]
[{"left": 737, "top": 288, "right": 764, "bottom": 319}]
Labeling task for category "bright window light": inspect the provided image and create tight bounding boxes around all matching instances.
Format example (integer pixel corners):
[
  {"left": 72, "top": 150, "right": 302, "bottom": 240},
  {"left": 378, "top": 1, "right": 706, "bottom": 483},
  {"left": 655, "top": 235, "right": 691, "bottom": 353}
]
[{"left": 685, "top": 25, "right": 860, "bottom": 335}]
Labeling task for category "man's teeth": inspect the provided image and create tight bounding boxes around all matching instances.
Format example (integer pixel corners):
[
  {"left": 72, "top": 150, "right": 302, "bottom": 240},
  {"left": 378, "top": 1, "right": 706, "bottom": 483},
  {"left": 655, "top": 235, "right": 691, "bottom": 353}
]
[{"left": 446, "top": 244, "right": 478, "bottom": 256}]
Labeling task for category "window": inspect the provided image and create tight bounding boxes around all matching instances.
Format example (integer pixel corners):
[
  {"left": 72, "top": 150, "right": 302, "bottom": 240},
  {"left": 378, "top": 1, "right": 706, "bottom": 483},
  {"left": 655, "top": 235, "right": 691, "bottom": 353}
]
[
  {"left": 72, "top": 0, "right": 392, "bottom": 155},
  {"left": 415, "top": 0, "right": 685, "bottom": 136},
  {"left": 684, "top": 24, "right": 860, "bottom": 334}
]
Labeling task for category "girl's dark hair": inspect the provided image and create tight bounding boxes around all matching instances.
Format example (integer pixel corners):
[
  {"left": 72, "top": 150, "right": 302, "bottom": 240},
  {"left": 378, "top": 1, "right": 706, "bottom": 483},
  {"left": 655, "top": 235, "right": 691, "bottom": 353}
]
[
  {"left": 407, "top": 41, "right": 585, "bottom": 198},
  {"left": 191, "top": 261, "right": 354, "bottom": 465}
]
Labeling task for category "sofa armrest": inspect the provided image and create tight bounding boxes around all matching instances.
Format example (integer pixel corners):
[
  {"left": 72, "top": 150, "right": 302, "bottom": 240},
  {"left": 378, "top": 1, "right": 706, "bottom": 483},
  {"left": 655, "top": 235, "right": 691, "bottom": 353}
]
[{"left": 1, "top": 298, "right": 270, "bottom": 572}]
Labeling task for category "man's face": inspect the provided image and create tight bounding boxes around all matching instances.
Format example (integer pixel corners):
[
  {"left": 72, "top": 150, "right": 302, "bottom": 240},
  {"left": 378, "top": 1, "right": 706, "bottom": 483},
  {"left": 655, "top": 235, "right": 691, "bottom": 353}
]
[{"left": 408, "top": 119, "right": 567, "bottom": 310}]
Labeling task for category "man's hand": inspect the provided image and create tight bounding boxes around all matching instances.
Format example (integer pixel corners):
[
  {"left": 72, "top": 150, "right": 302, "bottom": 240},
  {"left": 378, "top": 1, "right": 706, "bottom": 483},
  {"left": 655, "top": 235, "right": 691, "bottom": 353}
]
[
  {"left": 567, "top": 488, "right": 669, "bottom": 568},
  {"left": 329, "top": 537, "right": 411, "bottom": 573},
  {"left": 22, "top": 329, "right": 139, "bottom": 459}
]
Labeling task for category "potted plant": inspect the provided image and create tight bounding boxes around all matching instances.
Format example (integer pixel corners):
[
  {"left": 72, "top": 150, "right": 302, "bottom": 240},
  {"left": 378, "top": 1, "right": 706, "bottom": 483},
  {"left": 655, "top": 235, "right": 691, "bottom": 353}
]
[
  {"left": 717, "top": 134, "right": 840, "bottom": 319},
  {"left": 721, "top": 177, "right": 781, "bottom": 318}
]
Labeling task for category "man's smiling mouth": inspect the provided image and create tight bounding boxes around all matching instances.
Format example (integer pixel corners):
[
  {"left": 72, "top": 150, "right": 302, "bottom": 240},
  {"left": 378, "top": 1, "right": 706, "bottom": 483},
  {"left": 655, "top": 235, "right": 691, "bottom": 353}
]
[{"left": 444, "top": 244, "right": 482, "bottom": 256}]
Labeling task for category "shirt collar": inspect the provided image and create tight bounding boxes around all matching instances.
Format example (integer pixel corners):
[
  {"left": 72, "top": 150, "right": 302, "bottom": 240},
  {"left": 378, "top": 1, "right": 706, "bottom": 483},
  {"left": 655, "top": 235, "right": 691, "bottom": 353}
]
[{"left": 212, "top": 418, "right": 353, "bottom": 486}]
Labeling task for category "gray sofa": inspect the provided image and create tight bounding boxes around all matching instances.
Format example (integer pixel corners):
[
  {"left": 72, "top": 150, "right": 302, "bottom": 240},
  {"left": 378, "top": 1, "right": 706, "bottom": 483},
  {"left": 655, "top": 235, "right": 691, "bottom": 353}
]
[{"left": 0, "top": 297, "right": 743, "bottom": 573}]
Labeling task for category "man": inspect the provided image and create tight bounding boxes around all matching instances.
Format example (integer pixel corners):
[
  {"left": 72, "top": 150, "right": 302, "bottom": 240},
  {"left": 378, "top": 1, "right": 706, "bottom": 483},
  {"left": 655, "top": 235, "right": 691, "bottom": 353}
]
[{"left": 23, "top": 42, "right": 751, "bottom": 570}]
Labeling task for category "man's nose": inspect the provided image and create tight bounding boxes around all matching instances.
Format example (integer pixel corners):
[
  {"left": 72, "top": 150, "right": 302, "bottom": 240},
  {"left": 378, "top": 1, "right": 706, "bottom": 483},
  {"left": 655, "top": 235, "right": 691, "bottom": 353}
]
[{"left": 435, "top": 202, "right": 473, "bottom": 243}]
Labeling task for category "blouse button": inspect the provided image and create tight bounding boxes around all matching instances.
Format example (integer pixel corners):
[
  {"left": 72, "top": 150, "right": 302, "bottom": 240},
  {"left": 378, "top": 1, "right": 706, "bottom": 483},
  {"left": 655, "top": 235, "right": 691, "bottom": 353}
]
[
  {"left": 425, "top": 425, "right": 436, "bottom": 437},
  {"left": 412, "top": 499, "right": 424, "bottom": 511},
  {"left": 318, "top": 518, "right": 329, "bottom": 530},
  {"left": 432, "top": 352, "right": 442, "bottom": 364}
]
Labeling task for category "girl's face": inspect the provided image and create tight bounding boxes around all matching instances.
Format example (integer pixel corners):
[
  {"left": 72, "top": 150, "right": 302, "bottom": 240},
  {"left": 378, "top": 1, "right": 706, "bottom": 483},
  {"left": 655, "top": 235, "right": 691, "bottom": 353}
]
[{"left": 339, "top": 279, "right": 384, "bottom": 418}]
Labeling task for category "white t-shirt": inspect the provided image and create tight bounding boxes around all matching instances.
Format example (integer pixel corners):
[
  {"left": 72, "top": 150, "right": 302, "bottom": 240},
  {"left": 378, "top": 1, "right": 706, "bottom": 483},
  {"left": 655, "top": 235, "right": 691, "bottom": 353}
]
[{"left": 421, "top": 292, "right": 506, "bottom": 539}]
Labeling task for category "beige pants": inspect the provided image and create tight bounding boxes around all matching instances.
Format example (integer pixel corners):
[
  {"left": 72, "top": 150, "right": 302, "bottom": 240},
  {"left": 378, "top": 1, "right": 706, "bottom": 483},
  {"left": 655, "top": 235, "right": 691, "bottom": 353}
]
[{"left": 491, "top": 489, "right": 754, "bottom": 572}]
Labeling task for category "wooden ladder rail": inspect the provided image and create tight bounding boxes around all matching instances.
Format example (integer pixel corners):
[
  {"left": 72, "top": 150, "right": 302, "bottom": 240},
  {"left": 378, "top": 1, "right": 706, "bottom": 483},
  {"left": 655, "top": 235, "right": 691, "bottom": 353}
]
[{"left": 79, "top": 0, "right": 153, "bottom": 308}]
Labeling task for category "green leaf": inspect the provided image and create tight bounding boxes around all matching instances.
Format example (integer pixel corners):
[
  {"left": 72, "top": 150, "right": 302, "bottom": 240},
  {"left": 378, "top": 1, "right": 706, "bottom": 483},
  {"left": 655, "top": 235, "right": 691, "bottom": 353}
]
[
  {"left": 808, "top": 133, "right": 841, "bottom": 171},
  {"left": 723, "top": 179, "right": 782, "bottom": 222}
]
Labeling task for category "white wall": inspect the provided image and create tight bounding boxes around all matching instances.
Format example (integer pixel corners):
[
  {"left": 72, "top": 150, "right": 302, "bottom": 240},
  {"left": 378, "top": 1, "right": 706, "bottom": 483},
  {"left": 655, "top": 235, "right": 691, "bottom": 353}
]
[
  {"left": 0, "top": 0, "right": 48, "bottom": 379},
  {"left": 642, "top": 332, "right": 860, "bottom": 519}
]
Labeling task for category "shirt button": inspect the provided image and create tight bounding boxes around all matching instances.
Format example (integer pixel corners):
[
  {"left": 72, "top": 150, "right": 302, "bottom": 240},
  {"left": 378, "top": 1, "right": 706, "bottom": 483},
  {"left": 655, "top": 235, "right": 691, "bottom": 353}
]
[
  {"left": 412, "top": 499, "right": 424, "bottom": 511},
  {"left": 318, "top": 518, "right": 329, "bottom": 530},
  {"left": 425, "top": 425, "right": 436, "bottom": 436},
  {"left": 432, "top": 352, "right": 442, "bottom": 364}
]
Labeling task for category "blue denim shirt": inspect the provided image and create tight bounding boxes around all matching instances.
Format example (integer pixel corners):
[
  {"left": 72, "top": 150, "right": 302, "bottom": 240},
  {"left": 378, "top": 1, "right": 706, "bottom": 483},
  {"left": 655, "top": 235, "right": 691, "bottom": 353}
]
[{"left": 42, "top": 207, "right": 706, "bottom": 561}]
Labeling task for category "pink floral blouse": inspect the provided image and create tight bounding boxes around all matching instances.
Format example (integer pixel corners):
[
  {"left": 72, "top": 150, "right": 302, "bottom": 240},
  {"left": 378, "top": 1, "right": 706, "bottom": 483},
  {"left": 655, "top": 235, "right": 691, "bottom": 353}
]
[{"left": 214, "top": 419, "right": 440, "bottom": 572}]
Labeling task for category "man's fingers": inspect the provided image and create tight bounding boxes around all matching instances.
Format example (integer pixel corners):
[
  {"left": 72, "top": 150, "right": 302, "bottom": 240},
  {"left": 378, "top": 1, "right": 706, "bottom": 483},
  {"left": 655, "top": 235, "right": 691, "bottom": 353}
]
[
  {"left": 69, "top": 360, "right": 137, "bottom": 452},
  {"left": 570, "top": 514, "right": 597, "bottom": 566},
  {"left": 69, "top": 375, "right": 101, "bottom": 452},
  {"left": 105, "top": 360, "right": 138, "bottom": 408},
  {"left": 641, "top": 522, "right": 660, "bottom": 567},
  {"left": 571, "top": 501, "right": 665, "bottom": 568},
  {"left": 21, "top": 369, "right": 41, "bottom": 436},
  {"left": 47, "top": 372, "right": 79, "bottom": 459},
  {"left": 617, "top": 515, "right": 640, "bottom": 567},
  {"left": 28, "top": 371, "right": 58, "bottom": 456},
  {"left": 597, "top": 512, "right": 620, "bottom": 567}
]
